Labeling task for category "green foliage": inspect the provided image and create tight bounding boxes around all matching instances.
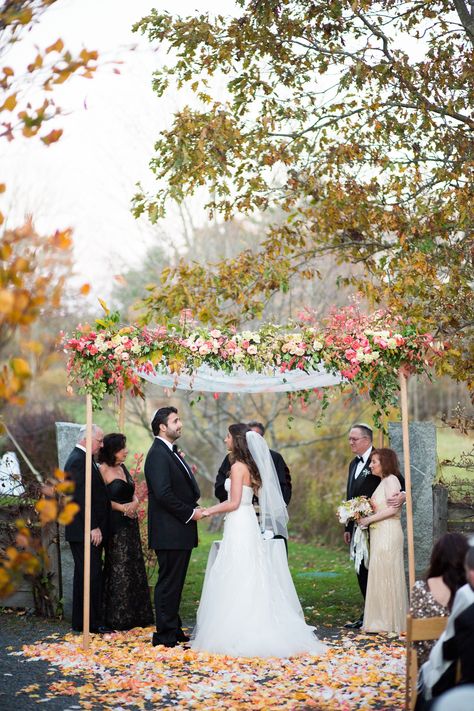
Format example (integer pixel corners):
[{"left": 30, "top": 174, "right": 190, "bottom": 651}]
[{"left": 133, "top": 0, "right": 474, "bottom": 390}]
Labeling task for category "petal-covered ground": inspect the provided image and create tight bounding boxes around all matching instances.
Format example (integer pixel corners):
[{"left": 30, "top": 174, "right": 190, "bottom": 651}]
[{"left": 15, "top": 628, "right": 406, "bottom": 709}]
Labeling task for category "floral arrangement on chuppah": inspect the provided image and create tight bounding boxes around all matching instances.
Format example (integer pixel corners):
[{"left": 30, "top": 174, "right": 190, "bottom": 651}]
[{"left": 63, "top": 303, "right": 442, "bottom": 421}]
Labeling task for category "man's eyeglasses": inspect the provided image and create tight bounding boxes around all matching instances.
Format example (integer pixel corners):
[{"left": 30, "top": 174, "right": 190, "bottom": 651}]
[{"left": 348, "top": 436, "right": 367, "bottom": 442}]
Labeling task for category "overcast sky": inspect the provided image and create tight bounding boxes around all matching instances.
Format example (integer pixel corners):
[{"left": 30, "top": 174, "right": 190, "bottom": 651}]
[{"left": 1, "top": 0, "right": 236, "bottom": 301}]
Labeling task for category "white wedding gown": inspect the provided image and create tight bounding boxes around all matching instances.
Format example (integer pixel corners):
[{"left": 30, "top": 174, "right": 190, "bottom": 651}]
[{"left": 191, "top": 480, "right": 327, "bottom": 658}]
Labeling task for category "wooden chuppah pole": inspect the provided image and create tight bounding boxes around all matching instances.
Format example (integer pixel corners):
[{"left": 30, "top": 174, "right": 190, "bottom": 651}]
[
  {"left": 82, "top": 393, "right": 93, "bottom": 651},
  {"left": 399, "top": 370, "right": 415, "bottom": 592}
]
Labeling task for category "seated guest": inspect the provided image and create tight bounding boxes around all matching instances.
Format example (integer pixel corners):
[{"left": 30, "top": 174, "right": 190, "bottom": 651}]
[
  {"left": 98, "top": 433, "right": 154, "bottom": 631},
  {"left": 442, "top": 554, "right": 474, "bottom": 687},
  {"left": 416, "top": 546, "right": 474, "bottom": 709},
  {"left": 432, "top": 685, "right": 474, "bottom": 711},
  {"left": 411, "top": 533, "right": 468, "bottom": 665}
]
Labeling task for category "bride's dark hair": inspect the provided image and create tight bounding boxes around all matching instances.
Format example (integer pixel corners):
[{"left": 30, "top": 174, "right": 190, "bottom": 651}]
[{"left": 228, "top": 423, "right": 262, "bottom": 494}]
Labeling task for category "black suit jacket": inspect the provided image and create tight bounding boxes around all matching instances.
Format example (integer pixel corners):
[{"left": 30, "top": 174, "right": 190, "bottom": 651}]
[
  {"left": 64, "top": 446, "right": 110, "bottom": 542},
  {"left": 442, "top": 601, "right": 474, "bottom": 686},
  {"left": 145, "top": 438, "right": 200, "bottom": 551},
  {"left": 214, "top": 449, "right": 292, "bottom": 505}
]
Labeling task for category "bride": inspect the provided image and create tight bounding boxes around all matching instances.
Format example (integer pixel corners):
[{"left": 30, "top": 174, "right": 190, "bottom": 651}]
[{"left": 191, "top": 423, "right": 327, "bottom": 658}]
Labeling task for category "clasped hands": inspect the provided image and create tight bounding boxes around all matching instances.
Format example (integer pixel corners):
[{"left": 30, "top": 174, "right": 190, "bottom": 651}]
[
  {"left": 192, "top": 507, "right": 213, "bottom": 521},
  {"left": 123, "top": 500, "right": 139, "bottom": 519}
]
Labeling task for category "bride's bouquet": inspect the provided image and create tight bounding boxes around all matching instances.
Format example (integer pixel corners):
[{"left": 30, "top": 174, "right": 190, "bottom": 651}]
[
  {"left": 336, "top": 496, "right": 373, "bottom": 525},
  {"left": 337, "top": 496, "right": 374, "bottom": 573}
]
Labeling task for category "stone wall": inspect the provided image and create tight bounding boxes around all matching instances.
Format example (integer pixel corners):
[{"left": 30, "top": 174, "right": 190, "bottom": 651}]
[
  {"left": 55, "top": 422, "right": 82, "bottom": 621},
  {"left": 388, "top": 421, "right": 437, "bottom": 580}
]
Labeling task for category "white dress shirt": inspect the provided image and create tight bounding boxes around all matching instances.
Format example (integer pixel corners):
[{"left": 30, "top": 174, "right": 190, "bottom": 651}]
[{"left": 354, "top": 446, "right": 372, "bottom": 480}]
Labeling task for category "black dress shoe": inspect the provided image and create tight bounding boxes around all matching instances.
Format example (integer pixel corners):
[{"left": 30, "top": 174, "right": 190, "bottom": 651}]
[
  {"left": 176, "top": 633, "right": 190, "bottom": 643},
  {"left": 344, "top": 618, "right": 363, "bottom": 629},
  {"left": 152, "top": 633, "right": 176, "bottom": 648},
  {"left": 92, "top": 626, "right": 115, "bottom": 634}
]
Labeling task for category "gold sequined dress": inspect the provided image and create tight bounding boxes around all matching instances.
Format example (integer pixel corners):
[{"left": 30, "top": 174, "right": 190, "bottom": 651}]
[{"left": 363, "top": 475, "right": 408, "bottom": 634}]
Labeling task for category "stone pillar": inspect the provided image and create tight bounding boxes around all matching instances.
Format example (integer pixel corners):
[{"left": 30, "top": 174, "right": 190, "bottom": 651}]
[
  {"left": 388, "top": 421, "right": 437, "bottom": 582},
  {"left": 55, "top": 421, "right": 82, "bottom": 621}
]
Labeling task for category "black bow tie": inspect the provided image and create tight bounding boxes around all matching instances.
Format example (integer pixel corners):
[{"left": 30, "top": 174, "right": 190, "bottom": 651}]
[
  {"left": 356, "top": 456, "right": 364, "bottom": 463},
  {"left": 172, "top": 444, "right": 178, "bottom": 453}
]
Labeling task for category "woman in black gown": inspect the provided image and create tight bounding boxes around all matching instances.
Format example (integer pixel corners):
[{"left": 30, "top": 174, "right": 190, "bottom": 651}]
[{"left": 98, "top": 433, "right": 153, "bottom": 630}]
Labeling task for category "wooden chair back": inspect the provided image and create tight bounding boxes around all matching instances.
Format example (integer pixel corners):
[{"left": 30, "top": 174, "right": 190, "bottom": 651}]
[{"left": 405, "top": 614, "right": 448, "bottom": 710}]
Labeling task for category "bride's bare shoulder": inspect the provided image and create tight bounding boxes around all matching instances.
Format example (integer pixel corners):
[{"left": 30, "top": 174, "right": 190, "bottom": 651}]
[
  {"left": 230, "top": 460, "right": 251, "bottom": 486},
  {"left": 230, "top": 460, "right": 248, "bottom": 476}
]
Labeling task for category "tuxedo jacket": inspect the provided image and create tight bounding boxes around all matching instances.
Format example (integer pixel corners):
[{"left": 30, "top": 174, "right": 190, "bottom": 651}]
[
  {"left": 64, "top": 446, "right": 110, "bottom": 542},
  {"left": 214, "top": 450, "right": 292, "bottom": 505},
  {"left": 345, "top": 452, "right": 406, "bottom": 535},
  {"left": 442, "top": 600, "right": 474, "bottom": 687},
  {"left": 145, "top": 438, "right": 200, "bottom": 551}
]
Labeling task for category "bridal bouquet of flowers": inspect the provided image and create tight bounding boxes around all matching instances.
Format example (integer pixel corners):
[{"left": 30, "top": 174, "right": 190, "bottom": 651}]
[
  {"left": 336, "top": 496, "right": 373, "bottom": 525},
  {"left": 337, "top": 496, "right": 374, "bottom": 573}
]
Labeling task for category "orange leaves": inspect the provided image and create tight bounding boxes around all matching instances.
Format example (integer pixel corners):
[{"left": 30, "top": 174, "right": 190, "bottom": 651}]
[
  {"left": 0, "top": 222, "right": 73, "bottom": 408},
  {"left": 35, "top": 497, "right": 58, "bottom": 524},
  {"left": 57, "top": 502, "right": 79, "bottom": 525},
  {"left": 1, "top": 93, "right": 17, "bottom": 111},
  {"left": 10, "top": 358, "right": 31, "bottom": 378},
  {"left": 41, "top": 128, "right": 63, "bottom": 145},
  {"left": 80, "top": 49, "right": 98, "bottom": 63},
  {"left": 46, "top": 38, "right": 64, "bottom": 54},
  {"left": 0, "top": 288, "right": 15, "bottom": 313},
  {"left": 27, "top": 54, "right": 43, "bottom": 72},
  {"left": 18, "top": 629, "right": 405, "bottom": 709},
  {"left": 50, "top": 228, "right": 72, "bottom": 250}
]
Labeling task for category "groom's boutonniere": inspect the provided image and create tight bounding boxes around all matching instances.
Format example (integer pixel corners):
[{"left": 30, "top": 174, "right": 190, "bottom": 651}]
[{"left": 360, "top": 467, "right": 371, "bottom": 479}]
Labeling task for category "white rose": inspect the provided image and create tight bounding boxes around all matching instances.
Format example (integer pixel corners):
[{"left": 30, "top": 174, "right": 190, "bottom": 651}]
[
  {"left": 312, "top": 340, "right": 323, "bottom": 351},
  {"left": 247, "top": 345, "right": 258, "bottom": 355}
]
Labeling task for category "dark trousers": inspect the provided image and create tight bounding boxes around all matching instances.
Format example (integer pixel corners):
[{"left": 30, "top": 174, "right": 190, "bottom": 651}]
[
  {"left": 69, "top": 541, "right": 104, "bottom": 631},
  {"left": 357, "top": 561, "right": 369, "bottom": 602},
  {"left": 154, "top": 549, "right": 191, "bottom": 645}
]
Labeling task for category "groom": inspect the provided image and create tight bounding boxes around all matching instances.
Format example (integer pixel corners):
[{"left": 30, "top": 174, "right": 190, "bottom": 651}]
[{"left": 145, "top": 406, "right": 203, "bottom": 647}]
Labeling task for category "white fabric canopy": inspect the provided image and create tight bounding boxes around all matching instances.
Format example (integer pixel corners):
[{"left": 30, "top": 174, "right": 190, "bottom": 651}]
[{"left": 137, "top": 363, "right": 343, "bottom": 393}]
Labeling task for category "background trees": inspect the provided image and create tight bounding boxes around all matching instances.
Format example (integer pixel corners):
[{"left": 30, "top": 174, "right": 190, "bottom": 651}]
[
  {"left": 133, "top": 0, "right": 474, "bottom": 391},
  {"left": 0, "top": 0, "right": 99, "bottom": 600}
]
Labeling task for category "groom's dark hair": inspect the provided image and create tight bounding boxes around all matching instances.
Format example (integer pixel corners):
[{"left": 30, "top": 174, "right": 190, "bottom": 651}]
[{"left": 151, "top": 406, "right": 178, "bottom": 435}]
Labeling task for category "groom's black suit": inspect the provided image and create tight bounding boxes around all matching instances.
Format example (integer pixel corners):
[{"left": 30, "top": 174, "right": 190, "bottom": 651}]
[{"left": 145, "top": 437, "right": 200, "bottom": 646}]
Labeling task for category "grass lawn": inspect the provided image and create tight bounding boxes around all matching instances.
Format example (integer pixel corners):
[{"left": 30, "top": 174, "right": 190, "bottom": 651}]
[
  {"left": 436, "top": 424, "right": 473, "bottom": 486},
  {"left": 172, "top": 527, "right": 361, "bottom": 627}
]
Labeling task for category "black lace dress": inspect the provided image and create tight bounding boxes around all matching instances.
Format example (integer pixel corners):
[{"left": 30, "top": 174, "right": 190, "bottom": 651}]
[{"left": 102, "top": 466, "right": 154, "bottom": 630}]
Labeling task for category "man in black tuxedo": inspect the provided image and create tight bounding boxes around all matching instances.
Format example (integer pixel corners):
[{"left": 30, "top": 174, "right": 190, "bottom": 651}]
[
  {"left": 64, "top": 425, "right": 111, "bottom": 633},
  {"left": 215, "top": 420, "right": 292, "bottom": 505},
  {"left": 344, "top": 423, "right": 405, "bottom": 628},
  {"left": 145, "top": 406, "right": 203, "bottom": 648}
]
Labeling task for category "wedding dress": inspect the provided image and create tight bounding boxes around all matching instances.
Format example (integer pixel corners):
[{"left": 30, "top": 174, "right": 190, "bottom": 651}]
[{"left": 191, "top": 479, "right": 327, "bottom": 658}]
